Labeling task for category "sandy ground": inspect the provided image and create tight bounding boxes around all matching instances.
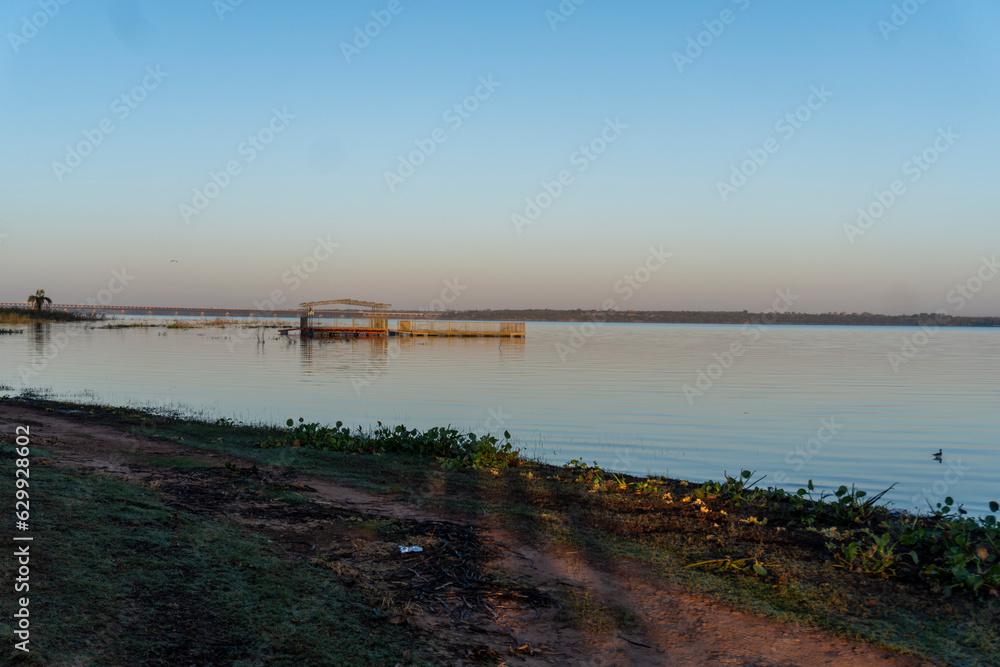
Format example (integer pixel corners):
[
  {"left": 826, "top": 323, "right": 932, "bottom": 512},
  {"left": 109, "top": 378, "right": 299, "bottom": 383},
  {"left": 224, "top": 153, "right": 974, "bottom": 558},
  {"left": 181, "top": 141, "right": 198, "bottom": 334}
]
[{"left": 0, "top": 403, "right": 929, "bottom": 666}]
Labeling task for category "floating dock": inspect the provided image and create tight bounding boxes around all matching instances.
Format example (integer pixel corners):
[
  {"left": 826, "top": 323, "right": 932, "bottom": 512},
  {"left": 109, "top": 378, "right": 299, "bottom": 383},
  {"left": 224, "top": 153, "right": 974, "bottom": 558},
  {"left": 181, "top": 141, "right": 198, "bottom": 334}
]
[
  {"left": 397, "top": 320, "right": 525, "bottom": 338},
  {"left": 280, "top": 320, "right": 525, "bottom": 339},
  {"left": 278, "top": 299, "right": 525, "bottom": 339}
]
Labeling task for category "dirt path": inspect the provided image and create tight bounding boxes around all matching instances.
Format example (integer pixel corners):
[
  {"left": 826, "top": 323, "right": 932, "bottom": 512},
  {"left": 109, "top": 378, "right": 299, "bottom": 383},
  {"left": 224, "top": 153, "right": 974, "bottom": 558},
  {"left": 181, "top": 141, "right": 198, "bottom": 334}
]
[{"left": 0, "top": 404, "right": 928, "bottom": 666}]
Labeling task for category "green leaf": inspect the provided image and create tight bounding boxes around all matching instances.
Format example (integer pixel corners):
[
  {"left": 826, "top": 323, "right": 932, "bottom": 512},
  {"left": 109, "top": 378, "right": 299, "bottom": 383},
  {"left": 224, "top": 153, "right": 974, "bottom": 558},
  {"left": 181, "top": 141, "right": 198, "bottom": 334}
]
[{"left": 752, "top": 563, "right": 767, "bottom": 576}]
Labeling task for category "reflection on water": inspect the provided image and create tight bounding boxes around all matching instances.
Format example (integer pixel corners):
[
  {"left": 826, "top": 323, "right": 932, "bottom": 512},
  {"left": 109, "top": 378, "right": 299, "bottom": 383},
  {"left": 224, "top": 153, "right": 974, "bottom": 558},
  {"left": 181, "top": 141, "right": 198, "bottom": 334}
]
[
  {"left": 0, "top": 322, "right": 997, "bottom": 513},
  {"left": 29, "top": 322, "right": 49, "bottom": 356}
]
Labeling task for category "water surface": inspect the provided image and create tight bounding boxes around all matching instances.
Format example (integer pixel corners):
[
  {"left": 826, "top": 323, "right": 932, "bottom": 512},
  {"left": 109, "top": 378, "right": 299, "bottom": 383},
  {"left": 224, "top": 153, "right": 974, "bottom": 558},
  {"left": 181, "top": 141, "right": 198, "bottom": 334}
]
[{"left": 2, "top": 321, "right": 997, "bottom": 513}]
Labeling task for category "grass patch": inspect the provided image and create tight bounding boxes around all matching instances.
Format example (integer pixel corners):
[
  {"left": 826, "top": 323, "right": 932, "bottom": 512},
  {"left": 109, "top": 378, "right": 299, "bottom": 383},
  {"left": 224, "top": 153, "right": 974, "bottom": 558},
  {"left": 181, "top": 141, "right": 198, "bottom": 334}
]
[
  {"left": 556, "top": 590, "right": 644, "bottom": 635},
  {"left": 0, "top": 457, "right": 427, "bottom": 666},
  {"left": 141, "top": 454, "right": 214, "bottom": 469}
]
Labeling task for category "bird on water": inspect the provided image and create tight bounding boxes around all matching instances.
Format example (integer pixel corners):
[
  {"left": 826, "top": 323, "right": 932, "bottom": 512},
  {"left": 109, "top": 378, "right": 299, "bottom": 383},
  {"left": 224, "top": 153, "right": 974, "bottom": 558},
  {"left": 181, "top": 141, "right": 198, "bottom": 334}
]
[{"left": 932, "top": 449, "right": 943, "bottom": 461}]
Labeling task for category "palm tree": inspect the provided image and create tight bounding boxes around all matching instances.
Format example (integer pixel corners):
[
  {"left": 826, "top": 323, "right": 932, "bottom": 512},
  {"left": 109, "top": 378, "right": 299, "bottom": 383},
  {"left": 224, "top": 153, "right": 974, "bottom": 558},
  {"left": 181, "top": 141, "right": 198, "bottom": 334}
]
[{"left": 27, "top": 289, "right": 52, "bottom": 312}]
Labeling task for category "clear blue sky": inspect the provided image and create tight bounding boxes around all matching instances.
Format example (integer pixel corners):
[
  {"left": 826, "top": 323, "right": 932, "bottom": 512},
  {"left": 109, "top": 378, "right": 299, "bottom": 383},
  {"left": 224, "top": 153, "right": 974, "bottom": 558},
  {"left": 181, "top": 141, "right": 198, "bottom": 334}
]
[{"left": 2, "top": 0, "right": 998, "bottom": 314}]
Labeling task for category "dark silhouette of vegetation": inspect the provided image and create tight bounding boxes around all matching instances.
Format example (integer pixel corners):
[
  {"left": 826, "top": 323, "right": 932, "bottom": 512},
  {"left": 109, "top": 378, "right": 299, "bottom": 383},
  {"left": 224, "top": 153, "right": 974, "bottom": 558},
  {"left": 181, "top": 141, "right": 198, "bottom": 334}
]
[
  {"left": 27, "top": 288, "right": 52, "bottom": 311},
  {"left": 440, "top": 309, "right": 1000, "bottom": 327}
]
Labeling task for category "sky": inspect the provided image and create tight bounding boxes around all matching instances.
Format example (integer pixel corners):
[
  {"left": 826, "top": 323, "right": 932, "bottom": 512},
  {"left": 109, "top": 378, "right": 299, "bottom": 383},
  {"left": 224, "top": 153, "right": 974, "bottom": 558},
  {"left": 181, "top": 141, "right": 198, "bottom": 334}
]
[{"left": 1, "top": 0, "right": 998, "bottom": 314}]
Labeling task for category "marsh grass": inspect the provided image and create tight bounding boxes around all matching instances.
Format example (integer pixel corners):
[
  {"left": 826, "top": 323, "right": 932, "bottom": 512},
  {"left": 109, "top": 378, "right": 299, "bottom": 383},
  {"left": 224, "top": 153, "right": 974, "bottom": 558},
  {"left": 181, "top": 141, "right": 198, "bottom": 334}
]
[{"left": 0, "top": 308, "right": 99, "bottom": 324}]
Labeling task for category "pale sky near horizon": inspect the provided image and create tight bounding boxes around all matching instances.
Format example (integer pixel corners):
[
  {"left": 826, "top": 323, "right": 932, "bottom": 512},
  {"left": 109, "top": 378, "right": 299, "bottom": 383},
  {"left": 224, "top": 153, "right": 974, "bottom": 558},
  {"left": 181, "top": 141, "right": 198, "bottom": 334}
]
[{"left": 1, "top": 1, "right": 998, "bottom": 314}]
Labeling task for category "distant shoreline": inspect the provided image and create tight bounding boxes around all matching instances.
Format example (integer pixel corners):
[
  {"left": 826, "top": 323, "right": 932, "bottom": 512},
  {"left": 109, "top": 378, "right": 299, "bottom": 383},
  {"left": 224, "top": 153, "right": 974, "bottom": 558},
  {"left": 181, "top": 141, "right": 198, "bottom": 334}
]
[
  {"left": 3, "top": 304, "right": 998, "bottom": 327},
  {"left": 441, "top": 309, "right": 1000, "bottom": 327}
]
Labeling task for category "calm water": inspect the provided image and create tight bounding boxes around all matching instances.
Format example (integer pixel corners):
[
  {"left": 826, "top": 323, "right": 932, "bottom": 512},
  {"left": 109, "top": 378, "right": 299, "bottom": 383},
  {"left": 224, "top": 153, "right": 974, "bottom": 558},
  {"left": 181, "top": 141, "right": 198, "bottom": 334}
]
[{"left": 2, "top": 321, "right": 998, "bottom": 513}]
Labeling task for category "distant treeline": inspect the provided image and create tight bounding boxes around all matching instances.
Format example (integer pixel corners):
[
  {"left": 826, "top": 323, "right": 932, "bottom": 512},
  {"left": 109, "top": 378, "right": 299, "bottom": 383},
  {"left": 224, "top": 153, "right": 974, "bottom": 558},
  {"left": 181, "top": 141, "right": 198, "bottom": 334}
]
[{"left": 438, "top": 310, "right": 1000, "bottom": 327}]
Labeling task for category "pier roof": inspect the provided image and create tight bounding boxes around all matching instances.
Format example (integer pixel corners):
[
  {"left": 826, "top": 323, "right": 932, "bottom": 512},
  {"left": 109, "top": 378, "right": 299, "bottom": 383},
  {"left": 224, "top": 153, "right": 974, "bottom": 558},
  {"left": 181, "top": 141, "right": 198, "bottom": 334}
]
[{"left": 299, "top": 299, "right": 391, "bottom": 311}]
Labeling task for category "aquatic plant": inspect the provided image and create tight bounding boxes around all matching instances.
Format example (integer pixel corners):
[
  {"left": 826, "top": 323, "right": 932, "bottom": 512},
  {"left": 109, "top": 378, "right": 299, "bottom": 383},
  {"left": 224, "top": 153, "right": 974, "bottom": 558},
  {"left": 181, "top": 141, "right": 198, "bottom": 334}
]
[
  {"left": 564, "top": 459, "right": 604, "bottom": 486},
  {"left": 828, "top": 483, "right": 896, "bottom": 525},
  {"left": 897, "top": 498, "right": 1000, "bottom": 597},
  {"left": 828, "top": 529, "right": 905, "bottom": 578},
  {"left": 259, "top": 418, "right": 521, "bottom": 469},
  {"left": 695, "top": 470, "right": 766, "bottom": 507}
]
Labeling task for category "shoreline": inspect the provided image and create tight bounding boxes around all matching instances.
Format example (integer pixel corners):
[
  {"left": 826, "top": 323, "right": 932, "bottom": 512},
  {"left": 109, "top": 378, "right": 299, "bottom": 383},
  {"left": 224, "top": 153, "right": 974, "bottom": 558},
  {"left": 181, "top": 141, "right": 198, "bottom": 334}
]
[
  {"left": 1, "top": 395, "right": 996, "bottom": 665},
  {"left": 4, "top": 305, "right": 1000, "bottom": 328}
]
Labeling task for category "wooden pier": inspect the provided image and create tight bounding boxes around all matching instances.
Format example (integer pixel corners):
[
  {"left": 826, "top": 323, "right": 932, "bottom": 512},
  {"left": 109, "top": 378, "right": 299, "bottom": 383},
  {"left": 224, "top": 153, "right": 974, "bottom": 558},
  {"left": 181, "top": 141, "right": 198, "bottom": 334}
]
[
  {"left": 279, "top": 299, "right": 525, "bottom": 339},
  {"left": 397, "top": 320, "right": 525, "bottom": 338}
]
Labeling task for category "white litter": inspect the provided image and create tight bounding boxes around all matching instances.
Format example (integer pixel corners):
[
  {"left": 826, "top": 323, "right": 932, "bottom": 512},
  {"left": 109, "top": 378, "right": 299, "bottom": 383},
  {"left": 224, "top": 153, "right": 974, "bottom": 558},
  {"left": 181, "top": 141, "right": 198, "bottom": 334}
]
[{"left": 398, "top": 545, "right": 423, "bottom": 554}]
